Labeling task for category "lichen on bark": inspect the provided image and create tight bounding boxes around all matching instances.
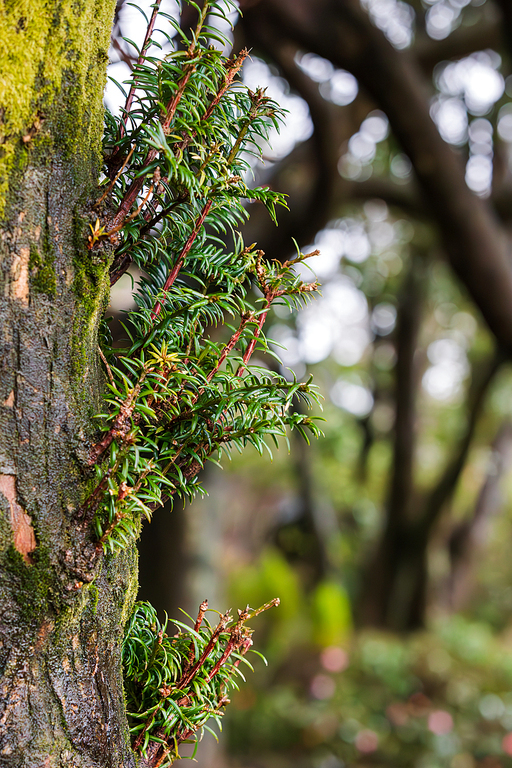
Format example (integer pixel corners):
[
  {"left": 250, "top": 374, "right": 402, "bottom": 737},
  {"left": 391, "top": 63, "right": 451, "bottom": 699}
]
[{"left": 0, "top": 2, "right": 138, "bottom": 766}]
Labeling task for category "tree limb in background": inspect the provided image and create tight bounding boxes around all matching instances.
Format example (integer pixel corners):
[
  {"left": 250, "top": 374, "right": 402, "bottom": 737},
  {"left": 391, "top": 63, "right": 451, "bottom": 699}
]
[
  {"left": 389, "top": 252, "right": 426, "bottom": 528},
  {"left": 419, "top": 350, "right": 505, "bottom": 533},
  {"left": 494, "top": 0, "right": 512, "bottom": 61},
  {"left": 357, "top": 250, "right": 426, "bottom": 629},
  {"left": 240, "top": 0, "right": 512, "bottom": 354},
  {"left": 236, "top": 17, "right": 341, "bottom": 256},
  {"left": 445, "top": 419, "right": 512, "bottom": 611}
]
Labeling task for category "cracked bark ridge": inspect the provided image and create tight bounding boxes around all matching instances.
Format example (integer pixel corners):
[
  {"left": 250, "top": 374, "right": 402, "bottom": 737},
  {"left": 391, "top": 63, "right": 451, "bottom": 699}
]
[{"left": 0, "top": 2, "right": 138, "bottom": 766}]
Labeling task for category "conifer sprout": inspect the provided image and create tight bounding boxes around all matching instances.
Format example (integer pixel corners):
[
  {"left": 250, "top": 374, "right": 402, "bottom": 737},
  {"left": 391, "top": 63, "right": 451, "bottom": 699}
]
[
  {"left": 82, "top": 2, "right": 322, "bottom": 758},
  {"left": 82, "top": 0, "right": 322, "bottom": 555},
  {"left": 123, "top": 598, "right": 280, "bottom": 765}
]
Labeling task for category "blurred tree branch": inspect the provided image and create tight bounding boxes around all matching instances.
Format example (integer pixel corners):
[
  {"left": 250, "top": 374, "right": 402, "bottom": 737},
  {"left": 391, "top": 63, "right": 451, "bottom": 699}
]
[
  {"left": 235, "top": 23, "right": 340, "bottom": 256},
  {"left": 419, "top": 350, "right": 505, "bottom": 533},
  {"left": 494, "top": 0, "right": 512, "bottom": 59},
  {"left": 239, "top": 0, "right": 512, "bottom": 354},
  {"left": 358, "top": 251, "right": 426, "bottom": 629},
  {"left": 446, "top": 419, "right": 512, "bottom": 611}
]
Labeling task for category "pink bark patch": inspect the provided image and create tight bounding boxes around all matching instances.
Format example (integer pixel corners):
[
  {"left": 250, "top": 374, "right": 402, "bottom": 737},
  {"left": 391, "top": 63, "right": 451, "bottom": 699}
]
[{"left": 0, "top": 474, "right": 36, "bottom": 563}]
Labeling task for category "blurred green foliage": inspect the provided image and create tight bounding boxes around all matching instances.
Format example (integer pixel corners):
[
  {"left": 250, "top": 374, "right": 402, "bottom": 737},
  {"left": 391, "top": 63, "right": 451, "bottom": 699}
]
[
  {"left": 170, "top": 1, "right": 512, "bottom": 764},
  {"left": 225, "top": 583, "right": 512, "bottom": 768}
]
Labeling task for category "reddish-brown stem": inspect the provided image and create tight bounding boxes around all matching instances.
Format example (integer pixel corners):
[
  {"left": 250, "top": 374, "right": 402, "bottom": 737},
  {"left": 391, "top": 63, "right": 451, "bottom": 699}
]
[
  {"left": 233, "top": 635, "right": 254, "bottom": 667},
  {"left": 206, "top": 313, "right": 253, "bottom": 382},
  {"left": 87, "top": 372, "right": 147, "bottom": 466},
  {"left": 107, "top": 0, "right": 162, "bottom": 185},
  {"left": 105, "top": 184, "right": 154, "bottom": 240},
  {"left": 154, "top": 747, "right": 172, "bottom": 768},
  {"left": 205, "top": 607, "right": 250, "bottom": 682},
  {"left": 174, "top": 612, "right": 230, "bottom": 691},
  {"left": 174, "top": 50, "right": 249, "bottom": 157},
  {"left": 226, "top": 89, "right": 269, "bottom": 165},
  {"left": 121, "top": 0, "right": 163, "bottom": 132},
  {"left": 111, "top": 150, "right": 156, "bottom": 229},
  {"left": 97, "top": 509, "right": 126, "bottom": 549},
  {"left": 150, "top": 199, "right": 212, "bottom": 321},
  {"left": 161, "top": 64, "right": 196, "bottom": 134},
  {"left": 236, "top": 305, "right": 270, "bottom": 377},
  {"left": 112, "top": 63, "right": 195, "bottom": 230},
  {"left": 98, "top": 345, "right": 115, "bottom": 386},
  {"left": 194, "top": 599, "right": 208, "bottom": 632},
  {"left": 96, "top": 145, "right": 135, "bottom": 206},
  {"left": 205, "top": 638, "right": 237, "bottom": 683},
  {"left": 109, "top": 195, "right": 188, "bottom": 286},
  {"left": 182, "top": 599, "right": 209, "bottom": 673},
  {"left": 204, "top": 51, "right": 249, "bottom": 121}
]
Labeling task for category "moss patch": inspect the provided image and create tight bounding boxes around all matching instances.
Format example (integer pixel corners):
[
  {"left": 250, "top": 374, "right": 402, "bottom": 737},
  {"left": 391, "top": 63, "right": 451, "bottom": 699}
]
[
  {"left": 5, "top": 545, "right": 56, "bottom": 630},
  {"left": 0, "top": 0, "right": 116, "bottom": 216},
  {"left": 29, "top": 228, "right": 56, "bottom": 296},
  {"left": 72, "top": 217, "right": 111, "bottom": 377}
]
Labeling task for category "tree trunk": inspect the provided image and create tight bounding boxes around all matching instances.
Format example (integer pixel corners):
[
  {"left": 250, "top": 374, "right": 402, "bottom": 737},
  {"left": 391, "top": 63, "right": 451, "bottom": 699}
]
[
  {"left": 358, "top": 253, "right": 426, "bottom": 631},
  {"left": 0, "top": 3, "right": 137, "bottom": 766}
]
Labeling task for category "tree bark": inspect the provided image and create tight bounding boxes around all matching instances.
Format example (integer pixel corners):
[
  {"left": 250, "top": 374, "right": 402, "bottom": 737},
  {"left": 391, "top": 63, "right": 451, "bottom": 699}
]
[{"left": 0, "top": 3, "right": 137, "bottom": 766}]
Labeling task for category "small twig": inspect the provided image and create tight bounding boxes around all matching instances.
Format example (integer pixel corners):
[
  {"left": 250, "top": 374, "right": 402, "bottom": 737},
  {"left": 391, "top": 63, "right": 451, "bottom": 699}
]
[
  {"left": 194, "top": 599, "right": 208, "bottom": 633},
  {"left": 97, "top": 508, "right": 126, "bottom": 549},
  {"left": 206, "top": 312, "right": 254, "bottom": 382},
  {"left": 174, "top": 50, "right": 249, "bottom": 155},
  {"left": 105, "top": 184, "right": 154, "bottom": 238},
  {"left": 122, "top": 0, "right": 163, "bottom": 131},
  {"left": 98, "top": 345, "right": 115, "bottom": 386},
  {"left": 246, "top": 597, "right": 280, "bottom": 620},
  {"left": 183, "top": 599, "right": 209, "bottom": 673},
  {"left": 235, "top": 306, "right": 270, "bottom": 377},
  {"left": 87, "top": 370, "right": 148, "bottom": 466},
  {"left": 96, "top": 145, "right": 135, "bottom": 206},
  {"left": 150, "top": 199, "right": 212, "bottom": 321},
  {"left": 174, "top": 611, "right": 230, "bottom": 691},
  {"left": 226, "top": 88, "right": 271, "bottom": 165},
  {"left": 161, "top": 63, "right": 197, "bottom": 134}
]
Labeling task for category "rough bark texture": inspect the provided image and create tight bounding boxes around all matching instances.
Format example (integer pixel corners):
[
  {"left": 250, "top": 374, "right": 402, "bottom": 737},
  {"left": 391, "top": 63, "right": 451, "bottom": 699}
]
[{"left": 0, "top": 2, "right": 138, "bottom": 766}]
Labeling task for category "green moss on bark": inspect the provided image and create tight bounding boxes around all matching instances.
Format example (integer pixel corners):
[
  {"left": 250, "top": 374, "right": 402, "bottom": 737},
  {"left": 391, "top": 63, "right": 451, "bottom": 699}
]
[
  {"left": 29, "top": 229, "right": 56, "bottom": 296},
  {"left": 5, "top": 546, "right": 56, "bottom": 629},
  {"left": 0, "top": 4, "right": 140, "bottom": 765},
  {"left": 0, "top": 0, "right": 114, "bottom": 216}
]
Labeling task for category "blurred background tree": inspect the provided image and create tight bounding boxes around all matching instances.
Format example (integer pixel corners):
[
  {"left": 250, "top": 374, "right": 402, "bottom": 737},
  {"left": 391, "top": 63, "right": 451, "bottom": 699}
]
[{"left": 108, "top": 1, "right": 512, "bottom": 766}]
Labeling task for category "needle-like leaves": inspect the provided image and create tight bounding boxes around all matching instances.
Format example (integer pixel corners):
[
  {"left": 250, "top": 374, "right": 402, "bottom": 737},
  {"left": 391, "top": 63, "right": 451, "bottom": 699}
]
[{"left": 86, "top": 0, "right": 321, "bottom": 554}]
